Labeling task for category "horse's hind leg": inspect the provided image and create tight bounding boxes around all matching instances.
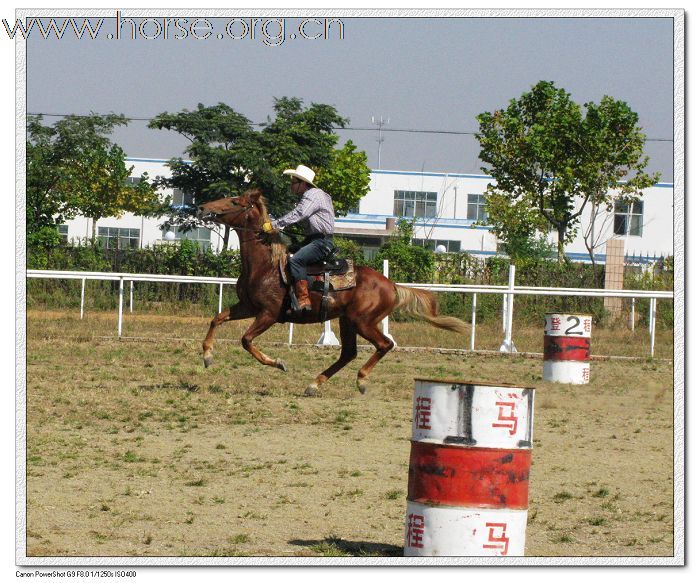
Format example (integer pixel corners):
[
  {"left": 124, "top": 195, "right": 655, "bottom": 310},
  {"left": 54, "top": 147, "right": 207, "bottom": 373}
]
[
  {"left": 202, "top": 302, "right": 254, "bottom": 368},
  {"left": 305, "top": 316, "right": 358, "bottom": 397},
  {"left": 354, "top": 320, "right": 396, "bottom": 395}
]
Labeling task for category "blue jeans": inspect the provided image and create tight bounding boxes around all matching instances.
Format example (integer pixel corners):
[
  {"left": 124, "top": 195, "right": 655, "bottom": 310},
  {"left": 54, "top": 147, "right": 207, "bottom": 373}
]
[{"left": 289, "top": 237, "right": 334, "bottom": 282}]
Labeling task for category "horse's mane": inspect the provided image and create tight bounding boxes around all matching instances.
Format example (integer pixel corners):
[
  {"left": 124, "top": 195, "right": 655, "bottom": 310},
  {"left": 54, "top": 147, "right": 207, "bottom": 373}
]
[{"left": 244, "top": 188, "right": 288, "bottom": 269}]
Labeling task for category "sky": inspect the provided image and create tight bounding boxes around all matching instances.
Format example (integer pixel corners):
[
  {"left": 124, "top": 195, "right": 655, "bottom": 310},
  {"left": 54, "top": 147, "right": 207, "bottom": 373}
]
[{"left": 25, "top": 13, "right": 675, "bottom": 181}]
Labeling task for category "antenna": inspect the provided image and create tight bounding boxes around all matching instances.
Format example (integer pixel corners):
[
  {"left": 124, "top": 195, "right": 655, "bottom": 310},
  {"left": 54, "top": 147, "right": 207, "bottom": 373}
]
[{"left": 371, "top": 115, "right": 390, "bottom": 169}]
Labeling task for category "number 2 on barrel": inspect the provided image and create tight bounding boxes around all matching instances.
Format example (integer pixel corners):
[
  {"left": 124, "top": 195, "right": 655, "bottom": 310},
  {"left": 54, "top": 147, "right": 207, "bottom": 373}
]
[{"left": 565, "top": 316, "right": 582, "bottom": 335}]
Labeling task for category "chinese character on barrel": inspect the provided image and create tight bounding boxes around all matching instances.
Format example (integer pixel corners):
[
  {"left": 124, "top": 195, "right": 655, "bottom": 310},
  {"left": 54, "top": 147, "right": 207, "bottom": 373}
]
[
  {"left": 543, "top": 313, "right": 593, "bottom": 384},
  {"left": 404, "top": 379, "right": 535, "bottom": 557}
]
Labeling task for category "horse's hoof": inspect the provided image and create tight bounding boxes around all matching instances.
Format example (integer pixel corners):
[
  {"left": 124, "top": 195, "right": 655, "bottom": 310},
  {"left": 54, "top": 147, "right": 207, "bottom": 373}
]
[
  {"left": 357, "top": 379, "right": 368, "bottom": 395},
  {"left": 275, "top": 359, "right": 288, "bottom": 373},
  {"left": 304, "top": 383, "right": 318, "bottom": 397},
  {"left": 203, "top": 355, "right": 213, "bottom": 368}
]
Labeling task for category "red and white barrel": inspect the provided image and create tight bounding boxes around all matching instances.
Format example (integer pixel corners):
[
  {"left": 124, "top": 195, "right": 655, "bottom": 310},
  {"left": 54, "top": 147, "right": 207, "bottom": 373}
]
[
  {"left": 404, "top": 379, "right": 535, "bottom": 557},
  {"left": 543, "top": 313, "right": 592, "bottom": 384}
]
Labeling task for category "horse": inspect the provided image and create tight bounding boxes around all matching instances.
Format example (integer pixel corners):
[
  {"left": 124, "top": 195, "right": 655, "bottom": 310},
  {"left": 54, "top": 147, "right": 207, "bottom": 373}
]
[{"left": 197, "top": 188, "right": 468, "bottom": 396}]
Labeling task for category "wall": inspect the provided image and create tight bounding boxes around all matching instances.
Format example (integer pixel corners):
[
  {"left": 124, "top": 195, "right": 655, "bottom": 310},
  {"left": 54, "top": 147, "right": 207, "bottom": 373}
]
[{"left": 60, "top": 159, "right": 674, "bottom": 262}]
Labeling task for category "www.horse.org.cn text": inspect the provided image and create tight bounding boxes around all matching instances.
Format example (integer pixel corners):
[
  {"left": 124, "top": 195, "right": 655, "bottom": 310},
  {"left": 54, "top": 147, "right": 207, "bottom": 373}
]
[{"left": 2, "top": 13, "right": 346, "bottom": 46}]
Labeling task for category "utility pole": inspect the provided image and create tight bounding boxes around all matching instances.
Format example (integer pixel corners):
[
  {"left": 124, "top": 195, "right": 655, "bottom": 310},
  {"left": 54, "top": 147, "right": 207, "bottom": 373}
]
[{"left": 371, "top": 115, "right": 389, "bottom": 169}]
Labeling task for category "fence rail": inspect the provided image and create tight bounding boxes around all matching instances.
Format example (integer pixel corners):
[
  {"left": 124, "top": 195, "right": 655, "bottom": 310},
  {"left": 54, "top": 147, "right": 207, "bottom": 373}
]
[{"left": 26, "top": 268, "right": 673, "bottom": 357}]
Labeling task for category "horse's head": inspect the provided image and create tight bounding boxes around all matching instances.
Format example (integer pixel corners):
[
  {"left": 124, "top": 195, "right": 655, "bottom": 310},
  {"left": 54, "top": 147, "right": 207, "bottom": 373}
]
[{"left": 197, "top": 189, "right": 267, "bottom": 230}]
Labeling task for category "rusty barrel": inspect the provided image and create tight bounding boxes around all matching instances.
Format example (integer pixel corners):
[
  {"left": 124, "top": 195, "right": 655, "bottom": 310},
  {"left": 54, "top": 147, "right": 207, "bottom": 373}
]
[
  {"left": 404, "top": 379, "right": 535, "bottom": 557},
  {"left": 543, "top": 313, "right": 592, "bottom": 384}
]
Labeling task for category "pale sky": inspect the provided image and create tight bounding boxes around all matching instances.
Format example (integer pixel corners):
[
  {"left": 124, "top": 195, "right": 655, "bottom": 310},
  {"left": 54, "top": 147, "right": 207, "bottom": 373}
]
[{"left": 26, "top": 14, "right": 675, "bottom": 180}]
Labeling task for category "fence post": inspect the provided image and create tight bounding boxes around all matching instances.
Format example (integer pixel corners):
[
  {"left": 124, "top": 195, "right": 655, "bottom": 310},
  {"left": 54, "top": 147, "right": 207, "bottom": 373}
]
[
  {"left": 382, "top": 259, "right": 390, "bottom": 338},
  {"left": 500, "top": 265, "right": 517, "bottom": 353},
  {"left": 317, "top": 319, "right": 339, "bottom": 346},
  {"left": 288, "top": 323, "right": 294, "bottom": 346},
  {"left": 630, "top": 298, "right": 636, "bottom": 332},
  {"left": 218, "top": 282, "right": 224, "bottom": 314},
  {"left": 470, "top": 293, "right": 477, "bottom": 351},
  {"left": 502, "top": 293, "right": 507, "bottom": 333},
  {"left": 118, "top": 276, "right": 124, "bottom": 338},
  {"left": 129, "top": 280, "right": 134, "bottom": 313},
  {"left": 650, "top": 298, "right": 657, "bottom": 357},
  {"left": 80, "top": 277, "right": 86, "bottom": 320}
]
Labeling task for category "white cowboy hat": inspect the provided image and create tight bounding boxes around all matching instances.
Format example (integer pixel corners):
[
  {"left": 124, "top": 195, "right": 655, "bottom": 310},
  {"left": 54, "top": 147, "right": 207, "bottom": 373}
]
[{"left": 282, "top": 164, "right": 317, "bottom": 188}]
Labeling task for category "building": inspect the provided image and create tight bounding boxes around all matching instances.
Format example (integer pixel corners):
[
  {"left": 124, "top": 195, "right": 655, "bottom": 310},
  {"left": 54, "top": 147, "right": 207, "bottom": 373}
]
[{"left": 60, "top": 158, "right": 674, "bottom": 264}]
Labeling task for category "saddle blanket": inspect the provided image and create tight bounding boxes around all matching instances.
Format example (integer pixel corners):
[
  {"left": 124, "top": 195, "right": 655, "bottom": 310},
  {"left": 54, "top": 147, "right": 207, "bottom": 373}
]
[{"left": 309, "top": 259, "right": 356, "bottom": 292}]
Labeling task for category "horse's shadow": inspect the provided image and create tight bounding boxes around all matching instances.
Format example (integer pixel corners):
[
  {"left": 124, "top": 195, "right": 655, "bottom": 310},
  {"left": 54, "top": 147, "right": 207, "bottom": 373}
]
[{"left": 289, "top": 536, "right": 403, "bottom": 557}]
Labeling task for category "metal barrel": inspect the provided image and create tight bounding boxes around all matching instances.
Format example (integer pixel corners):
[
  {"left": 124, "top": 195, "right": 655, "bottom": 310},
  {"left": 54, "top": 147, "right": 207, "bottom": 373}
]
[
  {"left": 543, "top": 313, "right": 592, "bottom": 384},
  {"left": 404, "top": 379, "right": 535, "bottom": 557}
]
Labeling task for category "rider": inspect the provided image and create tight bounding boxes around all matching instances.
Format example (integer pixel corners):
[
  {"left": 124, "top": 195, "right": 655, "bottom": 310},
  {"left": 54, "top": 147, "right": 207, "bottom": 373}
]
[{"left": 262, "top": 165, "right": 335, "bottom": 312}]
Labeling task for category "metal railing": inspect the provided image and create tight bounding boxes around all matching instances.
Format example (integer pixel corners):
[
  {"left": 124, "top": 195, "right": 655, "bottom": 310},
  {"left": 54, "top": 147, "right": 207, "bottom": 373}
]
[{"left": 26, "top": 267, "right": 673, "bottom": 357}]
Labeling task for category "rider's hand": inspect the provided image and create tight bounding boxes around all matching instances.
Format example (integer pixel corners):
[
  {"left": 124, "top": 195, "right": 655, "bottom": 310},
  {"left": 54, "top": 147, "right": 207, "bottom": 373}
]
[{"left": 262, "top": 221, "right": 274, "bottom": 233}]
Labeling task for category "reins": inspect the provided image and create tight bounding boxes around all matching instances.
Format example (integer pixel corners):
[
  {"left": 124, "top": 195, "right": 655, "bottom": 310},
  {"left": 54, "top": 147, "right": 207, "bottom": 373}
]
[{"left": 207, "top": 202, "right": 260, "bottom": 237}]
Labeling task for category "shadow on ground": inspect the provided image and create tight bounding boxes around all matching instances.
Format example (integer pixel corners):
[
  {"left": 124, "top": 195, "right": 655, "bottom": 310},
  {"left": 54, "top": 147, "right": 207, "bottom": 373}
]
[{"left": 289, "top": 537, "right": 403, "bottom": 557}]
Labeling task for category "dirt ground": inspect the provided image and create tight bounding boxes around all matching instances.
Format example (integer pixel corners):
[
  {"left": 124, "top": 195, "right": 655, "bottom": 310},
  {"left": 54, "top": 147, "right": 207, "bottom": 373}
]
[{"left": 23, "top": 311, "right": 675, "bottom": 559}]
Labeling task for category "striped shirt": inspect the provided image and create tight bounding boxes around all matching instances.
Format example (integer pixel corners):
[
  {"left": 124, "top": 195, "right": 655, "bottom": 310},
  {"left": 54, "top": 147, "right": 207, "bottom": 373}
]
[{"left": 271, "top": 187, "right": 335, "bottom": 235}]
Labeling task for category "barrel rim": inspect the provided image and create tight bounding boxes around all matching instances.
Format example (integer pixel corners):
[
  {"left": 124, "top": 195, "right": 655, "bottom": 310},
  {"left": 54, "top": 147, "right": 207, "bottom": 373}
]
[
  {"left": 410, "top": 439, "right": 533, "bottom": 450},
  {"left": 544, "top": 312, "right": 593, "bottom": 317},
  {"left": 406, "top": 499, "right": 530, "bottom": 511},
  {"left": 406, "top": 499, "right": 529, "bottom": 513},
  {"left": 414, "top": 378, "right": 535, "bottom": 391}
]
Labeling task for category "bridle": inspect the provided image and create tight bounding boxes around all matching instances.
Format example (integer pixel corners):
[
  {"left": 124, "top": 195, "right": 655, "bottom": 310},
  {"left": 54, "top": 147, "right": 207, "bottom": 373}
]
[{"left": 200, "top": 200, "right": 267, "bottom": 241}]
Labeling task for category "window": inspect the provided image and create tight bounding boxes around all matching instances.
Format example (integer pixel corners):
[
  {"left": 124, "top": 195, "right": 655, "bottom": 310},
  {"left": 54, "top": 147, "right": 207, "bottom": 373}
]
[
  {"left": 393, "top": 190, "right": 437, "bottom": 218},
  {"left": 171, "top": 188, "right": 195, "bottom": 207},
  {"left": 98, "top": 227, "right": 140, "bottom": 250},
  {"left": 57, "top": 224, "right": 68, "bottom": 243},
  {"left": 614, "top": 200, "right": 644, "bottom": 237},
  {"left": 413, "top": 238, "right": 461, "bottom": 253},
  {"left": 163, "top": 226, "right": 212, "bottom": 250},
  {"left": 337, "top": 235, "right": 381, "bottom": 260},
  {"left": 467, "top": 194, "right": 488, "bottom": 222}
]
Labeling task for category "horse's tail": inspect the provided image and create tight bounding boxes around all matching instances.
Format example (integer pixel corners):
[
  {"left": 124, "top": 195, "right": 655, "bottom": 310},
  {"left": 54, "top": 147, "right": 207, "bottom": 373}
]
[{"left": 393, "top": 285, "right": 469, "bottom": 334}]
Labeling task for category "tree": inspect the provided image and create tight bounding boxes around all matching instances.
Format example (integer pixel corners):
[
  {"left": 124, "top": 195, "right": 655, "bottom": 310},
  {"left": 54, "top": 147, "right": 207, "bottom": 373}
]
[
  {"left": 578, "top": 96, "right": 660, "bottom": 266},
  {"left": 476, "top": 81, "right": 660, "bottom": 263},
  {"left": 149, "top": 98, "right": 365, "bottom": 249},
  {"left": 27, "top": 114, "right": 162, "bottom": 247},
  {"left": 373, "top": 219, "right": 434, "bottom": 283},
  {"left": 149, "top": 103, "right": 268, "bottom": 249},
  {"left": 314, "top": 140, "right": 371, "bottom": 216},
  {"left": 480, "top": 192, "right": 554, "bottom": 263}
]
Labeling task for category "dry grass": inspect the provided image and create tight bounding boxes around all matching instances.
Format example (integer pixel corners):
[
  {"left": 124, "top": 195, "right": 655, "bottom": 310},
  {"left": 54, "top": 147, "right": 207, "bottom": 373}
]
[
  {"left": 24, "top": 310, "right": 675, "bottom": 558},
  {"left": 33, "top": 306, "right": 672, "bottom": 360}
]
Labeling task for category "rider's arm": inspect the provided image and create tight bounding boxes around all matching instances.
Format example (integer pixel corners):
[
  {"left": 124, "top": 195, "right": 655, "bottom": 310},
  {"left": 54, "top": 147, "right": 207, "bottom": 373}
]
[{"left": 271, "top": 191, "right": 319, "bottom": 230}]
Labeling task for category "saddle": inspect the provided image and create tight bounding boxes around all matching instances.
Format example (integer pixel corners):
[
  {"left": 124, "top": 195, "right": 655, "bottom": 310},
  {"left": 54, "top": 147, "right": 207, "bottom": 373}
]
[{"left": 280, "top": 248, "right": 357, "bottom": 318}]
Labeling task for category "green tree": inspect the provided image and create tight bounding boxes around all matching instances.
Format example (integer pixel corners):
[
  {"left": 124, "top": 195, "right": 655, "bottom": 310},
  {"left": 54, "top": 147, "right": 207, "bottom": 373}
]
[
  {"left": 578, "top": 96, "right": 660, "bottom": 266},
  {"left": 27, "top": 113, "right": 162, "bottom": 246},
  {"left": 480, "top": 192, "right": 554, "bottom": 263},
  {"left": 149, "top": 98, "right": 365, "bottom": 248},
  {"left": 315, "top": 140, "right": 371, "bottom": 216},
  {"left": 149, "top": 103, "right": 268, "bottom": 249},
  {"left": 476, "top": 81, "right": 659, "bottom": 263},
  {"left": 374, "top": 219, "right": 435, "bottom": 283}
]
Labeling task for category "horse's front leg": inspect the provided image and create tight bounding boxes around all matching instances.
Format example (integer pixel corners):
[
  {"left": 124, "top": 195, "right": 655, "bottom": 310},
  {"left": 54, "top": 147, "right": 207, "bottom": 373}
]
[
  {"left": 241, "top": 312, "right": 288, "bottom": 372},
  {"left": 202, "top": 302, "right": 254, "bottom": 368}
]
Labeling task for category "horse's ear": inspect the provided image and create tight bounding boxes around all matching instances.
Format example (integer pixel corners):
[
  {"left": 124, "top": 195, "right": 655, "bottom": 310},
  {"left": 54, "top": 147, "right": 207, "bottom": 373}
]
[{"left": 246, "top": 189, "right": 262, "bottom": 203}]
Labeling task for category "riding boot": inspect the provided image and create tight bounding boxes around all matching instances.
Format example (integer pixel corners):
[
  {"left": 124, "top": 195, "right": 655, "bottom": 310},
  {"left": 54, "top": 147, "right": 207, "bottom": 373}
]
[{"left": 294, "top": 280, "right": 312, "bottom": 312}]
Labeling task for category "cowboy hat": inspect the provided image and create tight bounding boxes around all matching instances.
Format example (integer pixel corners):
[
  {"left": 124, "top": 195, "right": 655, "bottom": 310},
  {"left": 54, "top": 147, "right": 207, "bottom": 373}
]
[{"left": 282, "top": 164, "right": 317, "bottom": 188}]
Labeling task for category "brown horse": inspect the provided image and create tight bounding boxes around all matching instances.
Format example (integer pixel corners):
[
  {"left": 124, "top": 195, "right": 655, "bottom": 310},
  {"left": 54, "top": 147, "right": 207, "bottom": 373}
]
[{"left": 197, "top": 188, "right": 468, "bottom": 396}]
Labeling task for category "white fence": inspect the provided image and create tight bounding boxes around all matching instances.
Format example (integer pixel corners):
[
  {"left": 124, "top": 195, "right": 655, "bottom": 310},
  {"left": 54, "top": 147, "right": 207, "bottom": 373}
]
[{"left": 26, "top": 265, "right": 673, "bottom": 357}]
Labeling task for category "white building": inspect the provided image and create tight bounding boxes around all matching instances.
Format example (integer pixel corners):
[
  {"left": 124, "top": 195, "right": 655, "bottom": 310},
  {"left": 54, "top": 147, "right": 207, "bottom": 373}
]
[{"left": 60, "top": 158, "right": 674, "bottom": 264}]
